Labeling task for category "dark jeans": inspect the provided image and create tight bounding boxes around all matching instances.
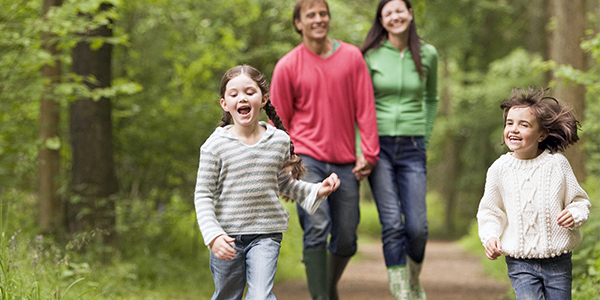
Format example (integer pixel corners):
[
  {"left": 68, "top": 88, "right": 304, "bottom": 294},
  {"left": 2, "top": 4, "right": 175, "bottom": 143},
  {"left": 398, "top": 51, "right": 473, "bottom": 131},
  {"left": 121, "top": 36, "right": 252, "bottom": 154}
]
[
  {"left": 296, "top": 155, "right": 360, "bottom": 257},
  {"left": 368, "top": 136, "right": 428, "bottom": 266}
]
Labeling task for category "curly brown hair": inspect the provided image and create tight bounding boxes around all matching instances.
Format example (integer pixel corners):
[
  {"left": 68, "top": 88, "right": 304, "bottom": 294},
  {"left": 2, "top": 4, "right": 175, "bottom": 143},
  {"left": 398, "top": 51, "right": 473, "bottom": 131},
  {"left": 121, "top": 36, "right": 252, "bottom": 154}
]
[
  {"left": 218, "top": 65, "right": 306, "bottom": 180},
  {"left": 500, "top": 87, "right": 580, "bottom": 153}
]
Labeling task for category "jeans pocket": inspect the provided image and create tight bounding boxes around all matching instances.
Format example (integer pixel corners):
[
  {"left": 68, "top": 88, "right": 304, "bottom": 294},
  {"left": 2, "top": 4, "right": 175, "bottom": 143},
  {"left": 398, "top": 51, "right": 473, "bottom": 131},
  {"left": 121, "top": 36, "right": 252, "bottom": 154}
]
[{"left": 269, "top": 233, "right": 283, "bottom": 244}]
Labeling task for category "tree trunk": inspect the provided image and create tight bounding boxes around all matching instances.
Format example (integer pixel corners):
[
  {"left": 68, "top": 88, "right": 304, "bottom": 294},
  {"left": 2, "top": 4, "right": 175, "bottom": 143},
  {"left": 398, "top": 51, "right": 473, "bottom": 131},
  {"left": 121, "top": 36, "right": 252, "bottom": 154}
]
[
  {"left": 525, "top": 0, "right": 549, "bottom": 59},
  {"left": 437, "top": 60, "right": 459, "bottom": 237},
  {"left": 39, "top": 0, "right": 63, "bottom": 233},
  {"left": 550, "top": 0, "right": 587, "bottom": 182},
  {"left": 68, "top": 3, "right": 118, "bottom": 243}
]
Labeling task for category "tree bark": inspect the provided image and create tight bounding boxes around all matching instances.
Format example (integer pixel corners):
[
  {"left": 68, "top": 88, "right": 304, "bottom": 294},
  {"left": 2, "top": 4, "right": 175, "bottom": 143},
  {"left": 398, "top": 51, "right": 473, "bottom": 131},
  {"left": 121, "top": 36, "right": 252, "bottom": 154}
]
[
  {"left": 39, "top": 0, "right": 63, "bottom": 233},
  {"left": 436, "top": 60, "right": 460, "bottom": 237},
  {"left": 550, "top": 0, "right": 587, "bottom": 182},
  {"left": 68, "top": 3, "right": 118, "bottom": 243}
]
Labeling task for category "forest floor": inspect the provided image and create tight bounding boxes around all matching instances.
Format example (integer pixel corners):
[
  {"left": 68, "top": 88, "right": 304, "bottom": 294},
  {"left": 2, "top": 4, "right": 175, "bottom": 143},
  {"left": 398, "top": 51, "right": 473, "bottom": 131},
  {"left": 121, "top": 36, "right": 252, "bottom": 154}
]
[{"left": 272, "top": 240, "right": 512, "bottom": 300}]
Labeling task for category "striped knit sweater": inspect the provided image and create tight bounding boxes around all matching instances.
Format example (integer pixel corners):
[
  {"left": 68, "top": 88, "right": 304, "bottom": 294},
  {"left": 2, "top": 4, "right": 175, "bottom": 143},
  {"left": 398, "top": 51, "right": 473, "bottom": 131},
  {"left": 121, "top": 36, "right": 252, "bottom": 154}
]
[
  {"left": 477, "top": 150, "right": 590, "bottom": 259},
  {"left": 194, "top": 122, "right": 325, "bottom": 246}
]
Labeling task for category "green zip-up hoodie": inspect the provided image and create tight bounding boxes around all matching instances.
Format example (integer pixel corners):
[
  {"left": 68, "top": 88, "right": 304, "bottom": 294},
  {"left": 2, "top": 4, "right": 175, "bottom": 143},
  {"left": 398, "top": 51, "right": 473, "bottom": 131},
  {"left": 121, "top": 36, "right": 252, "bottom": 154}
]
[{"left": 364, "top": 40, "right": 439, "bottom": 146}]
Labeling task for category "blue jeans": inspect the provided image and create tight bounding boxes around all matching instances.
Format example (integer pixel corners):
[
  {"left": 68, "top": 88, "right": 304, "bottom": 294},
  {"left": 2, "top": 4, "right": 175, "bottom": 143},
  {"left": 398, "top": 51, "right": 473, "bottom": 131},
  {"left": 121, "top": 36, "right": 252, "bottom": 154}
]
[
  {"left": 505, "top": 253, "right": 573, "bottom": 300},
  {"left": 210, "top": 233, "right": 282, "bottom": 300},
  {"left": 296, "top": 155, "right": 360, "bottom": 257},
  {"left": 368, "top": 136, "right": 428, "bottom": 267}
]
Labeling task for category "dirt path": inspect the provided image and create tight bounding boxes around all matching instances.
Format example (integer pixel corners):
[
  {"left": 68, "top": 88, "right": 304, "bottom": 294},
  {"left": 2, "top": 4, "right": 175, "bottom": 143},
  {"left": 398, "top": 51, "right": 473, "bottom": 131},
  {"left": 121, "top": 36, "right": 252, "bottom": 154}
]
[{"left": 272, "top": 240, "right": 511, "bottom": 300}]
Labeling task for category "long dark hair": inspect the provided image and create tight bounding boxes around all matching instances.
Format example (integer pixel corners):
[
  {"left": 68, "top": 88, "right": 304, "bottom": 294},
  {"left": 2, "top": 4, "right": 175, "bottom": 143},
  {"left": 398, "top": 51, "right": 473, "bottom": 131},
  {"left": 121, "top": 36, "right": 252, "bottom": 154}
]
[
  {"left": 360, "top": 0, "right": 423, "bottom": 78},
  {"left": 218, "top": 65, "right": 306, "bottom": 179},
  {"left": 500, "top": 87, "right": 580, "bottom": 153}
]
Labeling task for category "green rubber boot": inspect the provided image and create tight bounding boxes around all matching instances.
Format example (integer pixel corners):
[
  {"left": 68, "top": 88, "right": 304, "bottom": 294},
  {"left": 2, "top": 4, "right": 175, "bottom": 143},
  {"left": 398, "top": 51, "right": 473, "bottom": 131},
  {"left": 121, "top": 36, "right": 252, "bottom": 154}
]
[
  {"left": 407, "top": 257, "right": 426, "bottom": 300},
  {"left": 387, "top": 265, "right": 411, "bottom": 300},
  {"left": 328, "top": 254, "right": 351, "bottom": 300},
  {"left": 303, "top": 249, "right": 329, "bottom": 300}
]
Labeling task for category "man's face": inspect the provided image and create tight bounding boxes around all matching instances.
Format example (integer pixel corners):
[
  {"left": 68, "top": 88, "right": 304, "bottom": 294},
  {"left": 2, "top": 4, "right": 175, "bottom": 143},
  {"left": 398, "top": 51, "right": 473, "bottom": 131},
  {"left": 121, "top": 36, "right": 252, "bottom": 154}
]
[{"left": 295, "top": 1, "right": 330, "bottom": 42}]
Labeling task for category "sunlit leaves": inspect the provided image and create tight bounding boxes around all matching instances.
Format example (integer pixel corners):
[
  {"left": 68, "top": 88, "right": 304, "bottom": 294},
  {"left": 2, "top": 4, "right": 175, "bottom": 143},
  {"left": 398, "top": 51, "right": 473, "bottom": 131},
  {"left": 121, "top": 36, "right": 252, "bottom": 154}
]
[{"left": 44, "top": 136, "right": 62, "bottom": 150}]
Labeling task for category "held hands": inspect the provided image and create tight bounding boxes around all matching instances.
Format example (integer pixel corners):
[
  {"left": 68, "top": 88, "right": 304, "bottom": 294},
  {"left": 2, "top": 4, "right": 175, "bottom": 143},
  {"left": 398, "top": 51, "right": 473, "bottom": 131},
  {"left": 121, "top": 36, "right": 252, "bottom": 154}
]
[
  {"left": 352, "top": 154, "right": 374, "bottom": 181},
  {"left": 209, "top": 235, "right": 236, "bottom": 261},
  {"left": 485, "top": 237, "right": 503, "bottom": 260},
  {"left": 317, "top": 173, "right": 341, "bottom": 197},
  {"left": 557, "top": 209, "right": 574, "bottom": 228}
]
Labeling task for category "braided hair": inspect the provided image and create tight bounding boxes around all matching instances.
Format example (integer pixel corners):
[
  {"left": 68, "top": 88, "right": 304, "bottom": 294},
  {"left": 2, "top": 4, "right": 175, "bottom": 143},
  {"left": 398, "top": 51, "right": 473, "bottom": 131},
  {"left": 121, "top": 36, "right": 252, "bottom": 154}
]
[{"left": 218, "top": 65, "right": 306, "bottom": 179}]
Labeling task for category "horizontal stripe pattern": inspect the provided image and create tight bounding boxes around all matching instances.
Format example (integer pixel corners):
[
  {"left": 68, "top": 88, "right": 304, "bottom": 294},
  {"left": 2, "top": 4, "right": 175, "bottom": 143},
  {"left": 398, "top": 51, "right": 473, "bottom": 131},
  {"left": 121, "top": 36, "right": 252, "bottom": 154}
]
[{"left": 194, "top": 122, "right": 321, "bottom": 246}]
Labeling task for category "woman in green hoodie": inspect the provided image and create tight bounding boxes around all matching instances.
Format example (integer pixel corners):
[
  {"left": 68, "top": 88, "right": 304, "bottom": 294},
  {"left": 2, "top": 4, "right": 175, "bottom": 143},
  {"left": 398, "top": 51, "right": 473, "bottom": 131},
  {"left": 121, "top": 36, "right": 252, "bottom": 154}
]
[{"left": 360, "top": 1, "right": 439, "bottom": 299}]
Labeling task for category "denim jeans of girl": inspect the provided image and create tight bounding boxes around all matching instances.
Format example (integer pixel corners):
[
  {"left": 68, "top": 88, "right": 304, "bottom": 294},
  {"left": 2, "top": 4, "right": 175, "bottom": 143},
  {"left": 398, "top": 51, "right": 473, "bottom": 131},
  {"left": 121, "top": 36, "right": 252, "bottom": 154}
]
[
  {"left": 210, "top": 233, "right": 282, "bottom": 300},
  {"left": 296, "top": 155, "right": 360, "bottom": 256},
  {"left": 505, "top": 252, "right": 572, "bottom": 300},
  {"left": 368, "top": 136, "right": 428, "bottom": 266}
]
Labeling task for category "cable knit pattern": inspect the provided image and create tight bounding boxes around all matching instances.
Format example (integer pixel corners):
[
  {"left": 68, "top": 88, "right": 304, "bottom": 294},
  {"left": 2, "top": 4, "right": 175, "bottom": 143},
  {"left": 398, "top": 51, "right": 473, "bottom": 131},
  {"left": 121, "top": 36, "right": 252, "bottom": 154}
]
[{"left": 477, "top": 150, "right": 590, "bottom": 259}]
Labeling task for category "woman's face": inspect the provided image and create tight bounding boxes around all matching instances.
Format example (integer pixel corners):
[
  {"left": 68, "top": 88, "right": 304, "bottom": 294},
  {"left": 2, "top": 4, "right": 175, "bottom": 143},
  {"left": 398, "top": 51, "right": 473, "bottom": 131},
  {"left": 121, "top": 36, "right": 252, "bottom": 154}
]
[{"left": 380, "top": 0, "right": 413, "bottom": 37}]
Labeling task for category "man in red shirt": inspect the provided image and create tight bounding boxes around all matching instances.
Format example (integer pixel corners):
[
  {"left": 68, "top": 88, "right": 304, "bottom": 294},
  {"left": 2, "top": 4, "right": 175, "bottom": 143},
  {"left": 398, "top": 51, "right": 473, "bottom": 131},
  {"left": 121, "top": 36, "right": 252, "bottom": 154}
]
[{"left": 270, "top": 0, "right": 379, "bottom": 298}]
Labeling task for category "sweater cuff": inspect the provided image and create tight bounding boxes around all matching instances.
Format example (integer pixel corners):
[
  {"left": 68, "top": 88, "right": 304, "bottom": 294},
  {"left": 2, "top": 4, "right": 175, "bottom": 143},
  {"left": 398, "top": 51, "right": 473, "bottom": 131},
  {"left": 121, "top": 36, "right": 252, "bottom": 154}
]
[
  {"left": 567, "top": 208, "right": 587, "bottom": 229},
  {"left": 301, "top": 183, "right": 326, "bottom": 215},
  {"left": 364, "top": 154, "right": 379, "bottom": 166}
]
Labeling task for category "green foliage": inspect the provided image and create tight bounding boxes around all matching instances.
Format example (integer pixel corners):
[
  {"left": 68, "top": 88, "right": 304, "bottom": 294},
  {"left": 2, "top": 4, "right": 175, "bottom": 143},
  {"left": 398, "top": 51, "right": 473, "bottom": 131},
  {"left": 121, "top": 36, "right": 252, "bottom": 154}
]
[
  {"left": 0, "top": 0, "right": 138, "bottom": 206},
  {"left": 0, "top": 197, "right": 92, "bottom": 300},
  {"left": 0, "top": 0, "right": 44, "bottom": 195},
  {"left": 544, "top": 32, "right": 600, "bottom": 178},
  {"left": 571, "top": 177, "right": 600, "bottom": 299}
]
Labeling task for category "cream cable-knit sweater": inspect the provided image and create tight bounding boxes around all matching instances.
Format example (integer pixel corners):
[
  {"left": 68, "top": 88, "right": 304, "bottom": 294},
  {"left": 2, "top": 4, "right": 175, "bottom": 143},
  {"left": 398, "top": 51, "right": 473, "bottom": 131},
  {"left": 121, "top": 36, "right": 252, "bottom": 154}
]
[{"left": 477, "top": 150, "right": 590, "bottom": 259}]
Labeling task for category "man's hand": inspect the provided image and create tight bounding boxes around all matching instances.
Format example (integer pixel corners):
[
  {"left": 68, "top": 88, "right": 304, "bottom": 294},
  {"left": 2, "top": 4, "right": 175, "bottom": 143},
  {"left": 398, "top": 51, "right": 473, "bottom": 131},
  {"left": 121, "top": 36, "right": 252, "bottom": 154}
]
[{"left": 352, "top": 154, "right": 374, "bottom": 181}]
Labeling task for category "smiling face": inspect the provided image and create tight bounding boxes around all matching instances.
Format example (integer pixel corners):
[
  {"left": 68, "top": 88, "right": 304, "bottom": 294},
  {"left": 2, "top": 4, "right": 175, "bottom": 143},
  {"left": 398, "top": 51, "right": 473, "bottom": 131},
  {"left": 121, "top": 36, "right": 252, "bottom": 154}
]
[
  {"left": 220, "top": 74, "right": 267, "bottom": 128},
  {"left": 503, "top": 106, "right": 547, "bottom": 160},
  {"left": 380, "top": 0, "right": 413, "bottom": 38},
  {"left": 295, "top": 1, "right": 330, "bottom": 43}
]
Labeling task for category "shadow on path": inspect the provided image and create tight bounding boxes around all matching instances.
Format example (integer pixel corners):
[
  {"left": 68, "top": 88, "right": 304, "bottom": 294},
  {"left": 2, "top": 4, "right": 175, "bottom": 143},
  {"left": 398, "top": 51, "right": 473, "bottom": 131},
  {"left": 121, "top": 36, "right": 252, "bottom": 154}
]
[{"left": 273, "top": 240, "right": 511, "bottom": 300}]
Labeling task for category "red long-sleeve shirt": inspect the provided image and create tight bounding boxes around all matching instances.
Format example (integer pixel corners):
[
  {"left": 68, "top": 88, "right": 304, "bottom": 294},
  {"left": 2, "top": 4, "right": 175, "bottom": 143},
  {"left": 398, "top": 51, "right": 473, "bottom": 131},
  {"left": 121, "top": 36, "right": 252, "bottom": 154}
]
[{"left": 270, "top": 41, "right": 379, "bottom": 165}]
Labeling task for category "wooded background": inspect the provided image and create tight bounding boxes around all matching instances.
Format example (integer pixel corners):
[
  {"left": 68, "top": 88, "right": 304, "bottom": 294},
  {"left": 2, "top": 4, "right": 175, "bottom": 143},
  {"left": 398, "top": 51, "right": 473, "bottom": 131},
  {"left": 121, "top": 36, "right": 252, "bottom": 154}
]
[{"left": 1, "top": 0, "right": 599, "bottom": 298}]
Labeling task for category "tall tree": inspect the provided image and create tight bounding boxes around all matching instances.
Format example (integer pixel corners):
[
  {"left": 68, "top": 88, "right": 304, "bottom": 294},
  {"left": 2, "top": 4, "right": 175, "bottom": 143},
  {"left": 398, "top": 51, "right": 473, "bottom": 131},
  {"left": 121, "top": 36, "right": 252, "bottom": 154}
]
[
  {"left": 550, "top": 0, "right": 587, "bottom": 182},
  {"left": 39, "top": 0, "right": 63, "bottom": 233},
  {"left": 68, "top": 3, "right": 118, "bottom": 242}
]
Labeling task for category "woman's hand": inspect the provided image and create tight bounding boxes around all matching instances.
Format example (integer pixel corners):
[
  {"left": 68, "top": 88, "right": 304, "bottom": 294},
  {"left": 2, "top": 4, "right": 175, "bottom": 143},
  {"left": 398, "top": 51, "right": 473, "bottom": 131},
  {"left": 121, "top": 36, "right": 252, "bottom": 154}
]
[{"left": 352, "top": 154, "right": 374, "bottom": 181}]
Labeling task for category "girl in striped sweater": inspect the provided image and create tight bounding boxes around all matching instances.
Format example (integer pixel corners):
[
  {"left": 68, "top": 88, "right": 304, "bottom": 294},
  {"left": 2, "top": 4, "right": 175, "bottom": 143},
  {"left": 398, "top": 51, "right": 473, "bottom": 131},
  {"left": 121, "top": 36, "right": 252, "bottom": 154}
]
[{"left": 194, "top": 65, "right": 340, "bottom": 300}]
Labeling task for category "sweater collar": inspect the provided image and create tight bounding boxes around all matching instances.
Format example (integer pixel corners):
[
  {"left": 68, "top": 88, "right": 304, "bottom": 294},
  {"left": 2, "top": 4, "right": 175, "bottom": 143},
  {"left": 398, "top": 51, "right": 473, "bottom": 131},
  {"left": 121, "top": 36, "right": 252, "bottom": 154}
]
[
  {"left": 382, "top": 40, "right": 412, "bottom": 57},
  {"left": 503, "top": 149, "right": 552, "bottom": 170},
  {"left": 217, "top": 121, "right": 275, "bottom": 143}
]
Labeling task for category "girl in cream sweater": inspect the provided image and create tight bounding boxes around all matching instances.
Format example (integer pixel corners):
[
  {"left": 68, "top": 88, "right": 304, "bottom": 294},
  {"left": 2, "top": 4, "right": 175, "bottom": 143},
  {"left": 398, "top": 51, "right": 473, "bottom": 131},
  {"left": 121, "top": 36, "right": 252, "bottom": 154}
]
[{"left": 477, "top": 87, "right": 590, "bottom": 300}]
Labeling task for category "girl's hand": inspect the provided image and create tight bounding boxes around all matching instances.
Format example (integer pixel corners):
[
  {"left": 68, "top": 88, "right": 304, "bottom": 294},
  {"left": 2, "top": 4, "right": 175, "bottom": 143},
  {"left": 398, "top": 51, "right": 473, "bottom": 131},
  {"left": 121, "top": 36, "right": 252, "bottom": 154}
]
[
  {"left": 209, "top": 235, "right": 236, "bottom": 260},
  {"left": 557, "top": 209, "right": 574, "bottom": 228},
  {"left": 485, "top": 237, "right": 503, "bottom": 260},
  {"left": 317, "top": 173, "right": 341, "bottom": 197}
]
